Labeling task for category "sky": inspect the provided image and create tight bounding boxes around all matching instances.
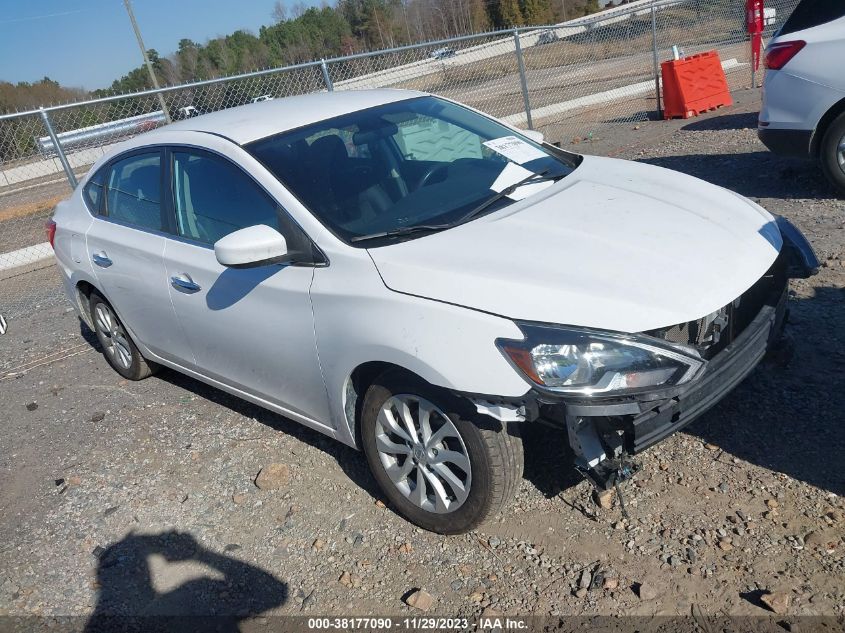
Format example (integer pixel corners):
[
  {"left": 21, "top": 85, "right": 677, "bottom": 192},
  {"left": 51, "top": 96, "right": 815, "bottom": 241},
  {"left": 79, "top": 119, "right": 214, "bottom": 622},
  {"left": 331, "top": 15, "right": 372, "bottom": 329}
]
[{"left": 0, "top": 0, "right": 324, "bottom": 90}]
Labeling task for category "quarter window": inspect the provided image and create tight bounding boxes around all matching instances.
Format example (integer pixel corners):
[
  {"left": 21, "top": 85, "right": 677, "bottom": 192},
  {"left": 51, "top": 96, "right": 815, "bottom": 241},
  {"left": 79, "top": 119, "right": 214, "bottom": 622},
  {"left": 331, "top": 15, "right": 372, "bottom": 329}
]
[
  {"left": 83, "top": 169, "right": 105, "bottom": 212},
  {"left": 172, "top": 151, "right": 280, "bottom": 245},
  {"left": 104, "top": 153, "right": 162, "bottom": 231}
]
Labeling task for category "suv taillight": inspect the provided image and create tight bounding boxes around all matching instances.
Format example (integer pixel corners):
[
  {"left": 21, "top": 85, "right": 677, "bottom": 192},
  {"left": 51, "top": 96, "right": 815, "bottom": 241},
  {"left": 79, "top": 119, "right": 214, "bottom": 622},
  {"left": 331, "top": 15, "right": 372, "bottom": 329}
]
[
  {"left": 45, "top": 220, "right": 57, "bottom": 249},
  {"left": 765, "top": 40, "right": 806, "bottom": 70}
]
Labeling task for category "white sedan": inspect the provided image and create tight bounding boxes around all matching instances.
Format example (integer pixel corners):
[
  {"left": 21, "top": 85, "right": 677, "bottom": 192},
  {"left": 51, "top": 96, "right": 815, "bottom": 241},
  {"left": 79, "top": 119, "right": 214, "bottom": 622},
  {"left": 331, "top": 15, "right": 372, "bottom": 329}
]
[{"left": 50, "top": 89, "right": 817, "bottom": 533}]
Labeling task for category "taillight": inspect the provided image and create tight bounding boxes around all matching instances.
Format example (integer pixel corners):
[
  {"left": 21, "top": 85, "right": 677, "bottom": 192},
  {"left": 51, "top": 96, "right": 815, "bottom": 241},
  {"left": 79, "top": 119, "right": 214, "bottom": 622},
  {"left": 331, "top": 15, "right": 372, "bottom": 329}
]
[
  {"left": 765, "top": 40, "right": 806, "bottom": 70},
  {"left": 45, "top": 220, "right": 57, "bottom": 249}
]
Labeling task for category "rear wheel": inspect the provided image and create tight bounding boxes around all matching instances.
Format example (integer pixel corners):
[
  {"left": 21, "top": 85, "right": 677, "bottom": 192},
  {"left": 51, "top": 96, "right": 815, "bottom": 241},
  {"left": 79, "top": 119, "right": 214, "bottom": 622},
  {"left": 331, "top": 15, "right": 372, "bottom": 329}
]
[
  {"left": 89, "top": 292, "right": 156, "bottom": 381},
  {"left": 360, "top": 371, "right": 523, "bottom": 534},
  {"left": 819, "top": 111, "right": 845, "bottom": 196}
]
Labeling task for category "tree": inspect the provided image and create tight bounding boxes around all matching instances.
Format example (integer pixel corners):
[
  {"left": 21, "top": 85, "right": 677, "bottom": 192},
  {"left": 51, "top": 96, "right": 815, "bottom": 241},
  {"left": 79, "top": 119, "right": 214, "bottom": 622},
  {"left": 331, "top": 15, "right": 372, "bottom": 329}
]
[
  {"left": 495, "top": 0, "right": 525, "bottom": 28},
  {"left": 520, "top": 0, "right": 552, "bottom": 25},
  {"left": 583, "top": 0, "right": 601, "bottom": 16}
]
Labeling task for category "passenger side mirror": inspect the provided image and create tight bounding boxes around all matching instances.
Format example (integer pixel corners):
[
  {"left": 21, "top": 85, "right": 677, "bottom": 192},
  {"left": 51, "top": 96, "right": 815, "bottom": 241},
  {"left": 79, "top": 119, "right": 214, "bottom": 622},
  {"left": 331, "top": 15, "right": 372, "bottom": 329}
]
[
  {"left": 214, "top": 224, "right": 289, "bottom": 268},
  {"left": 522, "top": 130, "right": 545, "bottom": 145}
]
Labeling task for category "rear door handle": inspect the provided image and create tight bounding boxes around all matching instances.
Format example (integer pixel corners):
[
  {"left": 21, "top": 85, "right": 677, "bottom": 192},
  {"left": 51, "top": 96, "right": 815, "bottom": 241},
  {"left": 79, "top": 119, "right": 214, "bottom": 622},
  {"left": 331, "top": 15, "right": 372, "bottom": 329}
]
[
  {"left": 170, "top": 273, "right": 201, "bottom": 293},
  {"left": 92, "top": 252, "right": 112, "bottom": 268}
]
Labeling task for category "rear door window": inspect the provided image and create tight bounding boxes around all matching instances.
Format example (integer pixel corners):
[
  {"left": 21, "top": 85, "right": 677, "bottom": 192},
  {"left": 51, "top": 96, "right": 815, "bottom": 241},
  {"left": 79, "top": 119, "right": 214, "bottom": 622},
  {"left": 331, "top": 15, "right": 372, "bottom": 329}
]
[
  {"left": 103, "top": 152, "right": 163, "bottom": 231},
  {"left": 779, "top": 0, "right": 845, "bottom": 35}
]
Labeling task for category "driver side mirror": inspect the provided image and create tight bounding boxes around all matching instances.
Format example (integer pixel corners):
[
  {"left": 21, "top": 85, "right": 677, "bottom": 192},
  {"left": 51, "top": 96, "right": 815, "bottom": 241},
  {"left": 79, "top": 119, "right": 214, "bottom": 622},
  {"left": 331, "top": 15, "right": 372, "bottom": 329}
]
[
  {"left": 523, "top": 129, "right": 545, "bottom": 145},
  {"left": 214, "top": 224, "right": 289, "bottom": 268}
]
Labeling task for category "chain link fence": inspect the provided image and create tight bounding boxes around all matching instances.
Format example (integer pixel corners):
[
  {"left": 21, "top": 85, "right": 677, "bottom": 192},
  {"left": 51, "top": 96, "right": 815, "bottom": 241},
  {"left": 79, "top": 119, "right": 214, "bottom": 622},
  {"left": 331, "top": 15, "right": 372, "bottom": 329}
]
[{"left": 0, "top": 0, "right": 800, "bottom": 330}]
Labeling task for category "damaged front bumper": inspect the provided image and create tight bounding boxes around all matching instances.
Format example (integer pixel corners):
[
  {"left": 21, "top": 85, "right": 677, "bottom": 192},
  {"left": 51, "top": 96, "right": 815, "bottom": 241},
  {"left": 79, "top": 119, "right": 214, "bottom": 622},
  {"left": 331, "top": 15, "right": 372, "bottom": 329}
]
[
  {"left": 554, "top": 282, "right": 789, "bottom": 489},
  {"left": 473, "top": 216, "right": 817, "bottom": 491}
]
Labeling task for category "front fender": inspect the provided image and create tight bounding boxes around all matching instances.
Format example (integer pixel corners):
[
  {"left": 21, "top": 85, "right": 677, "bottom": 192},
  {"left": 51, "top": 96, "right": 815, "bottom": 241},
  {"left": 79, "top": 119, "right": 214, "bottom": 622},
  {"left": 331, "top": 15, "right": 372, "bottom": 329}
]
[{"left": 310, "top": 251, "right": 530, "bottom": 446}]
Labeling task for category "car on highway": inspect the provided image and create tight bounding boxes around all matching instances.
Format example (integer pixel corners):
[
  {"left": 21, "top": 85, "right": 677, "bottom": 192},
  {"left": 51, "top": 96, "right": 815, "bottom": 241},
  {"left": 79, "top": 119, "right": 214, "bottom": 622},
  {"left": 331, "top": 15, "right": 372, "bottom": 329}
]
[
  {"left": 429, "top": 47, "right": 456, "bottom": 60},
  {"left": 758, "top": 0, "right": 845, "bottom": 194},
  {"left": 50, "top": 90, "right": 818, "bottom": 534},
  {"left": 537, "top": 30, "right": 559, "bottom": 46}
]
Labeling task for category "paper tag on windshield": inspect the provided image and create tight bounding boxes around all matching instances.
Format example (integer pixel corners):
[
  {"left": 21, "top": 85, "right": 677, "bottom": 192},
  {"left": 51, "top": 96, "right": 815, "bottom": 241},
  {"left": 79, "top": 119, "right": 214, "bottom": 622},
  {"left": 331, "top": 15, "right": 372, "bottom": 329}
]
[
  {"left": 483, "top": 136, "right": 546, "bottom": 164},
  {"left": 489, "top": 162, "right": 554, "bottom": 200}
]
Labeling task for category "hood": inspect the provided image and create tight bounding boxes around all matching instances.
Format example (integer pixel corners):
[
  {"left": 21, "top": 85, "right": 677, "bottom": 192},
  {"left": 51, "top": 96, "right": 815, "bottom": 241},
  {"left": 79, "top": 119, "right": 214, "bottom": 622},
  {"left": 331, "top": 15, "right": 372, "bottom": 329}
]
[{"left": 368, "top": 155, "right": 783, "bottom": 333}]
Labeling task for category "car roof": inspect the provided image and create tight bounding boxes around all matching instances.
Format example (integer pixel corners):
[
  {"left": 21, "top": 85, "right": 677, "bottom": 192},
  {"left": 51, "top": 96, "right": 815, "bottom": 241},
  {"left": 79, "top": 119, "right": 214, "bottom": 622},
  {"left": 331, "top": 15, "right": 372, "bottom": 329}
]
[{"left": 157, "top": 89, "right": 427, "bottom": 145}]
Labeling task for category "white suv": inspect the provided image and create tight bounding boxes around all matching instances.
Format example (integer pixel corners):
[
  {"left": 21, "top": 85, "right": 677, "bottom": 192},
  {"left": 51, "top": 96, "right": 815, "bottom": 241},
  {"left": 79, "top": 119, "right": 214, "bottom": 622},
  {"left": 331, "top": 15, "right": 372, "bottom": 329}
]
[
  {"left": 51, "top": 90, "right": 817, "bottom": 533},
  {"left": 758, "top": 0, "right": 845, "bottom": 194}
]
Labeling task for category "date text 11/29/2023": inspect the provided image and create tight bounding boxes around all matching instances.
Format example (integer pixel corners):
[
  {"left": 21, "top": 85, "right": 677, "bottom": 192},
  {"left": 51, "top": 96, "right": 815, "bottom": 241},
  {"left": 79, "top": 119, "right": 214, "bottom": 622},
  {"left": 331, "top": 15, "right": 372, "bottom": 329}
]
[{"left": 306, "top": 616, "right": 530, "bottom": 630}]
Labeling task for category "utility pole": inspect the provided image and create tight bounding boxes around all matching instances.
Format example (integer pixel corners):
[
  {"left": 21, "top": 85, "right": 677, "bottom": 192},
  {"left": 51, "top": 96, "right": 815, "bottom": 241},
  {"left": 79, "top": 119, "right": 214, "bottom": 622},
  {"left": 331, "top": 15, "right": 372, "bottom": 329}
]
[
  {"left": 561, "top": 0, "right": 567, "bottom": 21},
  {"left": 123, "top": 0, "right": 171, "bottom": 123}
]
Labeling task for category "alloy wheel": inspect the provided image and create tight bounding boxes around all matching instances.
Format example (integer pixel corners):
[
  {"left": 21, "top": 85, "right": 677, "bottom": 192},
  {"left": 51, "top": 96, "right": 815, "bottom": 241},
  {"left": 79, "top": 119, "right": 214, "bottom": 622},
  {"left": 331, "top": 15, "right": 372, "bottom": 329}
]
[
  {"left": 93, "top": 303, "right": 133, "bottom": 370},
  {"left": 374, "top": 394, "right": 472, "bottom": 514},
  {"left": 838, "top": 133, "right": 845, "bottom": 175}
]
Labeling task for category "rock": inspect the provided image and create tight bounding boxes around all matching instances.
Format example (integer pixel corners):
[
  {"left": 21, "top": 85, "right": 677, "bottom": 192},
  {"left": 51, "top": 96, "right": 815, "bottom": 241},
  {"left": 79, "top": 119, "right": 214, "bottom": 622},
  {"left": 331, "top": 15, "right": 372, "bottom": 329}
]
[
  {"left": 255, "top": 463, "right": 290, "bottom": 490},
  {"left": 704, "top": 443, "right": 718, "bottom": 451},
  {"left": 579, "top": 569, "right": 592, "bottom": 589},
  {"left": 760, "top": 591, "right": 790, "bottom": 614},
  {"left": 468, "top": 591, "right": 484, "bottom": 603},
  {"left": 638, "top": 582, "right": 659, "bottom": 601},
  {"left": 594, "top": 488, "right": 615, "bottom": 509},
  {"left": 488, "top": 536, "right": 501, "bottom": 548},
  {"left": 603, "top": 576, "right": 619, "bottom": 590},
  {"left": 26, "top": 402, "right": 38, "bottom": 411},
  {"left": 450, "top": 580, "right": 463, "bottom": 592},
  {"left": 312, "top": 538, "right": 326, "bottom": 551},
  {"left": 803, "top": 531, "right": 831, "bottom": 549},
  {"left": 398, "top": 542, "right": 413, "bottom": 554},
  {"left": 232, "top": 492, "right": 248, "bottom": 505},
  {"left": 765, "top": 499, "right": 779, "bottom": 509},
  {"left": 91, "top": 411, "right": 105, "bottom": 422},
  {"left": 339, "top": 571, "right": 352, "bottom": 587},
  {"left": 575, "top": 587, "right": 588, "bottom": 598},
  {"left": 375, "top": 499, "right": 386, "bottom": 509},
  {"left": 405, "top": 589, "right": 435, "bottom": 611}
]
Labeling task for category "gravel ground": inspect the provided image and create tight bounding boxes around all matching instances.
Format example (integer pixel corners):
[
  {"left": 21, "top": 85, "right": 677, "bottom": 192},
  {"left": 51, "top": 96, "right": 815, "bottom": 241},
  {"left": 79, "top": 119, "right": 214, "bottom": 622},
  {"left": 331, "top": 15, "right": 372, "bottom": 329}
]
[{"left": 0, "top": 88, "right": 843, "bottom": 629}]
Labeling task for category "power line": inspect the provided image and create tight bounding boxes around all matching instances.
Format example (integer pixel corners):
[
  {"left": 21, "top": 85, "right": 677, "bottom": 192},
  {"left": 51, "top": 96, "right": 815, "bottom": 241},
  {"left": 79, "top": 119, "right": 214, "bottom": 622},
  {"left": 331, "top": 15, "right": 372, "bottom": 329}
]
[{"left": 0, "top": 7, "right": 97, "bottom": 26}]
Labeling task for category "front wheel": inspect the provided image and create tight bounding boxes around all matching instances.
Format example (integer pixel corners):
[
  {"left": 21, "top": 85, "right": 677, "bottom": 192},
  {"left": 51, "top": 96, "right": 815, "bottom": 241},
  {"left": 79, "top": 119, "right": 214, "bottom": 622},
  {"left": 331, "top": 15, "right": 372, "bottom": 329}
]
[
  {"left": 820, "top": 111, "right": 845, "bottom": 196},
  {"left": 360, "top": 371, "right": 523, "bottom": 534}
]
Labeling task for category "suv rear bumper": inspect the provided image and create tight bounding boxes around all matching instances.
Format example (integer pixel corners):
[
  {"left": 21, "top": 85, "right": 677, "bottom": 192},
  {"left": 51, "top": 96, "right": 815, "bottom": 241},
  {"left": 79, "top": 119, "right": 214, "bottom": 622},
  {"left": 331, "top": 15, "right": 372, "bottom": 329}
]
[{"left": 758, "top": 127, "right": 813, "bottom": 158}]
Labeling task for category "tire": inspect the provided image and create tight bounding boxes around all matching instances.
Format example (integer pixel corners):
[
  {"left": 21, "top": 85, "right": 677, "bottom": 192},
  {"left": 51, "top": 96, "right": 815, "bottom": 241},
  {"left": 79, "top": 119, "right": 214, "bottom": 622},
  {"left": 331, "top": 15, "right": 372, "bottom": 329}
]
[
  {"left": 819, "top": 111, "right": 845, "bottom": 196},
  {"left": 360, "top": 371, "right": 523, "bottom": 534},
  {"left": 89, "top": 291, "right": 156, "bottom": 381}
]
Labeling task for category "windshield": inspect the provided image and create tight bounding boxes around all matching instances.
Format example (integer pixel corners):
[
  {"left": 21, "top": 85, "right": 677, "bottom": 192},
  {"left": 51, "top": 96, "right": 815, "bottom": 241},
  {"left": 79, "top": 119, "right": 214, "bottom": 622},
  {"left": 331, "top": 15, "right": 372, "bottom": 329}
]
[{"left": 246, "top": 96, "right": 578, "bottom": 245}]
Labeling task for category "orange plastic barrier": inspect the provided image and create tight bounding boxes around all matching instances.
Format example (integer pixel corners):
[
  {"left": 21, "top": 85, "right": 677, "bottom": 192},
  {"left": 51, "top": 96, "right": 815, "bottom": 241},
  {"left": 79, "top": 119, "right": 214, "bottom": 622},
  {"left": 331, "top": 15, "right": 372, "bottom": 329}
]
[{"left": 661, "top": 51, "right": 733, "bottom": 120}]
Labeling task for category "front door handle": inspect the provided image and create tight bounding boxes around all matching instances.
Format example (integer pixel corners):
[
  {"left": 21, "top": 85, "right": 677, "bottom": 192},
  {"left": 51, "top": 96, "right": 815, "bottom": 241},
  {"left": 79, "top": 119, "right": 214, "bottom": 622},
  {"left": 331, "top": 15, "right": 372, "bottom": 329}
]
[
  {"left": 92, "top": 252, "right": 112, "bottom": 268},
  {"left": 170, "top": 273, "right": 201, "bottom": 293}
]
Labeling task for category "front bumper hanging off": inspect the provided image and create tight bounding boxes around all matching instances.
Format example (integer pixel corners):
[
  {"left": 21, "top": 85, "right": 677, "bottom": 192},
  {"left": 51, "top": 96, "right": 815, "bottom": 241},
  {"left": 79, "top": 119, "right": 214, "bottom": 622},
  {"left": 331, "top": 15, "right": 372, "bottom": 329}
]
[
  {"left": 559, "top": 285, "right": 788, "bottom": 489},
  {"left": 538, "top": 218, "right": 817, "bottom": 490}
]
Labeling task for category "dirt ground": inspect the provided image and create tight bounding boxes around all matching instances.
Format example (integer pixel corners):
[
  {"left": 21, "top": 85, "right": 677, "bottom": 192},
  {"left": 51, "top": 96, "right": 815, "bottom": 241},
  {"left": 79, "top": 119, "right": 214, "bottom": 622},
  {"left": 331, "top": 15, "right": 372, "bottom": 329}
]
[{"left": 0, "top": 88, "right": 843, "bottom": 630}]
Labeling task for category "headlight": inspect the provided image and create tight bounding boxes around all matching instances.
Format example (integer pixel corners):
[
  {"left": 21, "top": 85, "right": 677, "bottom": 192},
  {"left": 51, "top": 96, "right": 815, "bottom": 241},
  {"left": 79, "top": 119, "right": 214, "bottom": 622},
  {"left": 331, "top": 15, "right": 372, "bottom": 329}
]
[{"left": 496, "top": 324, "right": 704, "bottom": 396}]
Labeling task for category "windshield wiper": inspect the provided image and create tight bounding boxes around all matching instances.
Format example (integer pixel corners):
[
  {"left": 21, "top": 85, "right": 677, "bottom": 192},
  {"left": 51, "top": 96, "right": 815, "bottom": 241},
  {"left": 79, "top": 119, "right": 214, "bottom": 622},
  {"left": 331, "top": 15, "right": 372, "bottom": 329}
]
[
  {"left": 350, "top": 224, "right": 452, "bottom": 243},
  {"left": 350, "top": 169, "right": 562, "bottom": 245},
  {"left": 457, "top": 168, "right": 556, "bottom": 225}
]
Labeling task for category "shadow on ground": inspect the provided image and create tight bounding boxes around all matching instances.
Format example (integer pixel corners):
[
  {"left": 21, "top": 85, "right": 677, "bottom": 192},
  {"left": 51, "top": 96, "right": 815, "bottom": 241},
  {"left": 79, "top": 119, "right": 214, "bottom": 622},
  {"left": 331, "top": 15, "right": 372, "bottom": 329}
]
[
  {"left": 680, "top": 111, "right": 757, "bottom": 131},
  {"left": 640, "top": 150, "right": 833, "bottom": 200},
  {"left": 85, "top": 531, "right": 287, "bottom": 632},
  {"left": 686, "top": 285, "right": 845, "bottom": 497},
  {"left": 635, "top": 109, "right": 835, "bottom": 199}
]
